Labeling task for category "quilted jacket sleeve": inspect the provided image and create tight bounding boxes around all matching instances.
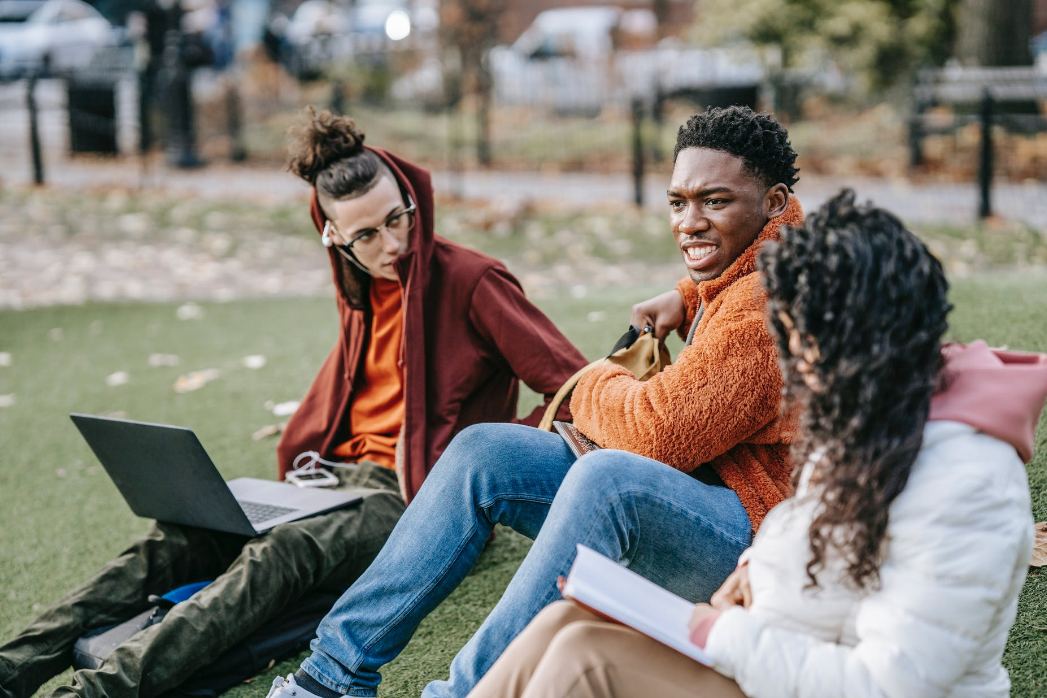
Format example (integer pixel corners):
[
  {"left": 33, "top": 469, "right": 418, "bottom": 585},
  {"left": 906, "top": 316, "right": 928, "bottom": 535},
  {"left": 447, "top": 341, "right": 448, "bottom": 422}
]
[
  {"left": 569, "top": 278, "right": 783, "bottom": 471},
  {"left": 705, "top": 438, "right": 1034, "bottom": 698}
]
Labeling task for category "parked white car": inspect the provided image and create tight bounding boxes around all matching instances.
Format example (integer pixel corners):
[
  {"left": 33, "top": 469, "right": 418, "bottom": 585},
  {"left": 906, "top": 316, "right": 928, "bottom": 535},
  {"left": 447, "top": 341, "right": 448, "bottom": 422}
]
[
  {"left": 392, "top": 5, "right": 766, "bottom": 115},
  {"left": 489, "top": 7, "right": 765, "bottom": 115},
  {"left": 0, "top": 0, "right": 116, "bottom": 80}
]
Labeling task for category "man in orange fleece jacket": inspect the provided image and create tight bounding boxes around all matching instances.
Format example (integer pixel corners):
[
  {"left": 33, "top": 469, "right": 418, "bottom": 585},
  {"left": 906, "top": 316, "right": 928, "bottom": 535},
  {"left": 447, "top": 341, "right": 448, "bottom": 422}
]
[{"left": 266, "top": 107, "right": 802, "bottom": 698}]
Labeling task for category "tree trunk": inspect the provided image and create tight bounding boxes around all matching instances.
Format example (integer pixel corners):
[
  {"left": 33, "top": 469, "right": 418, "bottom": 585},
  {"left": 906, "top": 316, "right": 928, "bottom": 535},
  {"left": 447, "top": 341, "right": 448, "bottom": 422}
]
[
  {"left": 475, "top": 58, "right": 492, "bottom": 167},
  {"left": 954, "top": 0, "right": 1034, "bottom": 66}
]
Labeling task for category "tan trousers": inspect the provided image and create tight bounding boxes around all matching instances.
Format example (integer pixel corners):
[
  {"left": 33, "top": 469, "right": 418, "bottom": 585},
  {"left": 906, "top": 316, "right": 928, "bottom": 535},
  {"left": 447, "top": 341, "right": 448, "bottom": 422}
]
[{"left": 468, "top": 601, "right": 748, "bottom": 698}]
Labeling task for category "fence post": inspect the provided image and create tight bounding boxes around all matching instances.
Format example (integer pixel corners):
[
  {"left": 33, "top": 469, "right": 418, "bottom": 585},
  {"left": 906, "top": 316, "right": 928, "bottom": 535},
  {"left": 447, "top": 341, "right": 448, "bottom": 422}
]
[
  {"left": 227, "top": 79, "right": 246, "bottom": 162},
  {"left": 476, "top": 66, "right": 492, "bottom": 168},
  {"left": 651, "top": 86, "right": 664, "bottom": 164},
  {"left": 162, "top": 29, "right": 203, "bottom": 168},
  {"left": 138, "top": 66, "right": 153, "bottom": 154},
  {"left": 27, "top": 72, "right": 44, "bottom": 185},
  {"left": 330, "top": 80, "right": 346, "bottom": 115},
  {"left": 447, "top": 104, "right": 464, "bottom": 200},
  {"left": 978, "top": 89, "right": 994, "bottom": 219},
  {"left": 909, "top": 72, "right": 927, "bottom": 170},
  {"left": 631, "top": 97, "right": 644, "bottom": 208}
]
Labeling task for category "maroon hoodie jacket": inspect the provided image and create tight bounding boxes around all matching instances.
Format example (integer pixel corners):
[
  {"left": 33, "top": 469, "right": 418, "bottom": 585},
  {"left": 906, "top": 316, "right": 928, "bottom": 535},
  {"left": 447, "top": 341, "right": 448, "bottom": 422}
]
[{"left": 276, "top": 148, "right": 587, "bottom": 502}]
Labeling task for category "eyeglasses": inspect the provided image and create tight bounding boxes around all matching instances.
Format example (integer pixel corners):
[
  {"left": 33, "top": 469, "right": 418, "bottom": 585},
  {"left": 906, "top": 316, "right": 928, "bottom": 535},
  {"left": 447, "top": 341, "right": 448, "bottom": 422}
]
[{"left": 335, "top": 199, "right": 416, "bottom": 253}]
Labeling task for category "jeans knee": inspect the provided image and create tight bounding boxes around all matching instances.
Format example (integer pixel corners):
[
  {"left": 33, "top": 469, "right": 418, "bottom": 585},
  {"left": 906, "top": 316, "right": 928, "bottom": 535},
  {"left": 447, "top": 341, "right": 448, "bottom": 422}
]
[
  {"left": 426, "top": 423, "right": 524, "bottom": 497},
  {"left": 560, "top": 450, "right": 635, "bottom": 501}
]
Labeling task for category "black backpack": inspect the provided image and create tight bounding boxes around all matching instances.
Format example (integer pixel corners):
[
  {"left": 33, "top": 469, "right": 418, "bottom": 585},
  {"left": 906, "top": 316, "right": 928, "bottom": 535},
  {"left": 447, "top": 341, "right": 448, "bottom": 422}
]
[{"left": 73, "top": 583, "right": 342, "bottom": 697}]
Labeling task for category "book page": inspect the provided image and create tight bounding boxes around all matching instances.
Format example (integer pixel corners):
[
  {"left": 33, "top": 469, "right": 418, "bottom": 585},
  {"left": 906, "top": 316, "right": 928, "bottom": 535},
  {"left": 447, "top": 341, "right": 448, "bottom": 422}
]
[{"left": 561, "top": 544, "right": 713, "bottom": 666}]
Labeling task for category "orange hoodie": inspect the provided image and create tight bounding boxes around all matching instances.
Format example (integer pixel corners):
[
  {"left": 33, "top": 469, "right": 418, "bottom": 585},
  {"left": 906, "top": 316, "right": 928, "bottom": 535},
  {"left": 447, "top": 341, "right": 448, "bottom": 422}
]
[{"left": 570, "top": 196, "right": 804, "bottom": 530}]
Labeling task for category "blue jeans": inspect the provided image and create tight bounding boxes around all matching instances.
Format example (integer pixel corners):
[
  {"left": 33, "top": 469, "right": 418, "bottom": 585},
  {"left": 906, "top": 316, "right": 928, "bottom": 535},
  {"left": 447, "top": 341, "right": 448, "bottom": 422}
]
[{"left": 302, "top": 423, "right": 752, "bottom": 698}]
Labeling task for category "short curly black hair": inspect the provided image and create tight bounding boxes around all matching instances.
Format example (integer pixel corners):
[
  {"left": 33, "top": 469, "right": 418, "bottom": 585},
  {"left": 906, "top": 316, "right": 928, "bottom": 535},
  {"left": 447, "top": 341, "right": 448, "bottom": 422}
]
[
  {"left": 758, "top": 188, "right": 951, "bottom": 592},
  {"left": 674, "top": 106, "right": 800, "bottom": 191}
]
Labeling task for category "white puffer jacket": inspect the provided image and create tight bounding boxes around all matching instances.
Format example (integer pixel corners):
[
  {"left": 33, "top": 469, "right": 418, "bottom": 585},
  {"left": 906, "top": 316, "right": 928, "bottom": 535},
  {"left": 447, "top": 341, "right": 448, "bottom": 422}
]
[{"left": 705, "top": 420, "right": 1034, "bottom": 698}]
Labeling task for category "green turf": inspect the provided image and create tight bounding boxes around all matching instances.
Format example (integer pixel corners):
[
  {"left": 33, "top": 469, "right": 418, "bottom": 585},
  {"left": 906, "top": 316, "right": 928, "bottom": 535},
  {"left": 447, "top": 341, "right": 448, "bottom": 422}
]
[{"left": 1, "top": 273, "right": 1046, "bottom": 696}]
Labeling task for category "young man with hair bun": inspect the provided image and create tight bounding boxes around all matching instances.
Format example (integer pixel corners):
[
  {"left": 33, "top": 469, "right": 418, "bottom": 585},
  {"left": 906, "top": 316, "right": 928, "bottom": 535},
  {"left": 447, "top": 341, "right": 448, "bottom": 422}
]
[{"left": 0, "top": 109, "right": 586, "bottom": 698}]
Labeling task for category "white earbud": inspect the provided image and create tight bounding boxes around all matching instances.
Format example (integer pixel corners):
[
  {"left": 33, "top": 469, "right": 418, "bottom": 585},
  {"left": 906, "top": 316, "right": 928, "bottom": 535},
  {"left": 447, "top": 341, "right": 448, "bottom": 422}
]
[{"left": 321, "top": 221, "right": 334, "bottom": 248}]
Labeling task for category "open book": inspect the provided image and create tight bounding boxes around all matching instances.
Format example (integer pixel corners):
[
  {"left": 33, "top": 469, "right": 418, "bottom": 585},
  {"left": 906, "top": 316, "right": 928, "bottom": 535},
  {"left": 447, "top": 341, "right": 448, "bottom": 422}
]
[{"left": 560, "top": 544, "right": 713, "bottom": 666}]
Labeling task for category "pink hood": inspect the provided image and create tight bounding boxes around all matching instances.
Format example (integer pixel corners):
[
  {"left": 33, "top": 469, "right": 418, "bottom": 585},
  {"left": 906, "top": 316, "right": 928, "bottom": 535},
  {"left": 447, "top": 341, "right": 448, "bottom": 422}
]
[{"left": 930, "top": 340, "right": 1047, "bottom": 463}]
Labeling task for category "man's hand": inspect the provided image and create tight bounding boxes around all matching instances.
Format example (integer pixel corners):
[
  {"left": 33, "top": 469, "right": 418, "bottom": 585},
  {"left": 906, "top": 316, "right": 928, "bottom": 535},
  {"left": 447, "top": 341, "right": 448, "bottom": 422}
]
[
  {"left": 710, "top": 563, "right": 751, "bottom": 610},
  {"left": 630, "top": 290, "right": 686, "bottom": 340}
]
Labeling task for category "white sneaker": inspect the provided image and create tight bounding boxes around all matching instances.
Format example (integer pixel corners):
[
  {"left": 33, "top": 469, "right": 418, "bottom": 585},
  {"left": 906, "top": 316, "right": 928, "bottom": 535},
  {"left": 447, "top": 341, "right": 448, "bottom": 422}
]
[{"left": 264, "top": 674, "right": 347, "bottom": 698}]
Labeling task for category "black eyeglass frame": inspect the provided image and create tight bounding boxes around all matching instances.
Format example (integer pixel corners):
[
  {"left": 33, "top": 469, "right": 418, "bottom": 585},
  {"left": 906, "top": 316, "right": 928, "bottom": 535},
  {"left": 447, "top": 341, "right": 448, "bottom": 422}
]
[{"left": 341, "top": 197, "right": 417, "bottom": 251}]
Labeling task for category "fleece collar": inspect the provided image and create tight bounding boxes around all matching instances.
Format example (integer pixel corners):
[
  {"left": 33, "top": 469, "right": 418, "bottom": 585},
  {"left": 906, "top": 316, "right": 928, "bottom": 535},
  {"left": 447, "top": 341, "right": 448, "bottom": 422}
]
[{"left": 697, "top": 194, "right": 804, "bottom": 305}]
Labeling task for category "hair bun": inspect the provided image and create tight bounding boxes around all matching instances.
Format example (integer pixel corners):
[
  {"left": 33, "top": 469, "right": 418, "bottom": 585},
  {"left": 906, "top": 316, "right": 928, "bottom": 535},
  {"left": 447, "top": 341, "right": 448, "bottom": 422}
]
[{"left": 287, "top": 107, "right": 367, "bottom": 185}]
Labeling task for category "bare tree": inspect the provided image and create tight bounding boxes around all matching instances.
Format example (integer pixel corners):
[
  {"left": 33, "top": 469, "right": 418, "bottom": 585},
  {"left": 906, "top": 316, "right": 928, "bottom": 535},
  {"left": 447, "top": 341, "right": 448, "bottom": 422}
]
[
  {"left": 954, "top": 0, "right": 1034, "bottom": 66},
  {"left": 440, "top": 0, "right": 503, "bottom": 167}
]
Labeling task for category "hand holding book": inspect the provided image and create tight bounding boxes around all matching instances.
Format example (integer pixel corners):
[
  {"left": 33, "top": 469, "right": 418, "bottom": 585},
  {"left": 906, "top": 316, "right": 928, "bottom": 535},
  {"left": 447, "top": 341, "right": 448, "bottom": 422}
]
[
  {"left": 560, "top": 545, "right": 714, "bottom": 665},
  {"left": 710, "top": 562, "right": 751, "bottom": 610}
]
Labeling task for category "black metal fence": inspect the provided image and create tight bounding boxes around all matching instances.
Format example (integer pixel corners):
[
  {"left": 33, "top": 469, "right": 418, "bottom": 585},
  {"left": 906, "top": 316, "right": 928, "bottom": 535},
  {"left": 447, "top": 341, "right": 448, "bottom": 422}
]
[
  {"left": 911, "top": 66, "right": 1047, "bottom": 219},
  {"left": 7, "top": 50, "right": 1047, "bottom": 231}
]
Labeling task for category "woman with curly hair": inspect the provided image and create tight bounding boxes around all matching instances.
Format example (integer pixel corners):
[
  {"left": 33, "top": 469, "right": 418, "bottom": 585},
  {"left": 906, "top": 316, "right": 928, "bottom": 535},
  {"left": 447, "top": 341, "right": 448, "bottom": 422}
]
[
  {"left": 468, "top": 188, "right": 1047, "bottom": 698},
  {"left": 0, "top": 109, "right": 587, "bottom": 698}
]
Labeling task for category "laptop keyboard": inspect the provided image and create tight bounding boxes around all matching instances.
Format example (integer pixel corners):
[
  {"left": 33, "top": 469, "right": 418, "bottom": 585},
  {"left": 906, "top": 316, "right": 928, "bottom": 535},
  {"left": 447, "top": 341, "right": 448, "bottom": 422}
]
[{"left": 240, "top": 500, "right": 299, "bottom": 525}]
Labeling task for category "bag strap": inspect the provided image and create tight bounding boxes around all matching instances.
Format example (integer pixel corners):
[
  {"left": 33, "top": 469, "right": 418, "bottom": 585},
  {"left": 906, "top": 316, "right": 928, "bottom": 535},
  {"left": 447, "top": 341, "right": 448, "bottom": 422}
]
[
  {"left": 537, "top": 358, "right": 608, "bottom": 432},
  {"left": 538, "top": 325, "right": 669, "bottom": 432}
]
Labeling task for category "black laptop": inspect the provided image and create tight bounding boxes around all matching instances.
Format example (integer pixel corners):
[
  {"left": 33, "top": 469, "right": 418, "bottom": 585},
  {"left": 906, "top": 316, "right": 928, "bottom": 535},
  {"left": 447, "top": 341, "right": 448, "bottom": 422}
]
[{"left": 70, "top": 414, "right": 361, "bottom": 536}]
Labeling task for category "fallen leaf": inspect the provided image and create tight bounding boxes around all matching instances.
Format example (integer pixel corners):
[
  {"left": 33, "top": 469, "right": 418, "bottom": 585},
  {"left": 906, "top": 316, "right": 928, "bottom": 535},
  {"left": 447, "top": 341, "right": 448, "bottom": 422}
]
[
  {"left": 0, "top": 394, "right": 14, "bottom": 408},
  {"left": 252, "top": 421, "right": 288, "bottom": 441},
  {"left": 0, "top": 352, "right": 10, "bottom": 367},
  {"left": 174, "top": 368, "right": 221, "bottom": 393},
  {"left": 1032, "top": 522, "right": 1047, "bottom": 568},
  {"left": 271, "top": 400, "right": 300, "bottom": 417},
  {"left": 242, "top": 354, "right": 267, "bottom": 370},
  {"left": 106, "top": 371, "right": 130, "bottom": 387},
  {"left": 148, "top": 353, "right": 180, "bottom": 367},
  {"left": 176, "top": 303, "right": 204, "bottom": 321}
]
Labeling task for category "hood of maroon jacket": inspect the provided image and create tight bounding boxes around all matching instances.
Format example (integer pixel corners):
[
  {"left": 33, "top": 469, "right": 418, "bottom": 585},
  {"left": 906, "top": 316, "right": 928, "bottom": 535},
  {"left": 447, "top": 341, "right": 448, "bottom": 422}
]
[{"left": 275, "top": 147, "right": 586, "bottom": 501}]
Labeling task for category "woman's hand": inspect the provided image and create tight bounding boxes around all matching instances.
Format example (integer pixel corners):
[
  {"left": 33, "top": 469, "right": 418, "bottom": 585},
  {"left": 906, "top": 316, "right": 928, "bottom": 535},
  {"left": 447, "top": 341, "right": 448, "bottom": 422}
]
[
  {"left": 630, "top": 290, "right": 686, "bottom": 340},
  {"left": 687, "top": 602, "right": 719, "bottom": 632},
  {"left": 710, "top": 563, "right": 752, "bottom": 610}
]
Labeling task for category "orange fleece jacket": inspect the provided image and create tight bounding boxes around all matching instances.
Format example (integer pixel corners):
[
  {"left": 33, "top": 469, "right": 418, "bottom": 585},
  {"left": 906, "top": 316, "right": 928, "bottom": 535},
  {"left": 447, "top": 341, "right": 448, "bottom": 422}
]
[{"left": 570, "top": 196, "right": 803, "bottom": 530}]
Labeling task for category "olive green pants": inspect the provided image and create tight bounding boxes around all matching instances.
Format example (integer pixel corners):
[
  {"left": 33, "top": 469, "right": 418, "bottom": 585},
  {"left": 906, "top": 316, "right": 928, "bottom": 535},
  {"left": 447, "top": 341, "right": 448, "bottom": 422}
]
[{"left": 0, "top": 462, "right": 404, "bottom": 698}]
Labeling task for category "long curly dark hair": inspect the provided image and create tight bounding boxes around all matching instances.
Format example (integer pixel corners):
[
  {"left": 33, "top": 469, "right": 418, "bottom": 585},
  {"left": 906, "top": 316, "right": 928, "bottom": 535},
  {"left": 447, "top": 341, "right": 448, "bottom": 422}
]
[{"left": 758, "top": 189, "right": 951, "bottom": 590}]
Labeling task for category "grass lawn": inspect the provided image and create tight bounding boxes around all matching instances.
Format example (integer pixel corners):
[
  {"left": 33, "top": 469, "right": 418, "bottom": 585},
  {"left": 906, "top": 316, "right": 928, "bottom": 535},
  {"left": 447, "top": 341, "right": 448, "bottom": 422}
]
[{"left": 2, "top": 273, "right": 1046, "bottom": 697}]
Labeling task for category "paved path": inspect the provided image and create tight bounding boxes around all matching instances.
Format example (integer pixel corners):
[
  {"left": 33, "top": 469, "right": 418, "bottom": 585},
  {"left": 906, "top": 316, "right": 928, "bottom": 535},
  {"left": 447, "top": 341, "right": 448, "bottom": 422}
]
[{"left": 6, "top": 154, "right": 1045, "bottom": 229}]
